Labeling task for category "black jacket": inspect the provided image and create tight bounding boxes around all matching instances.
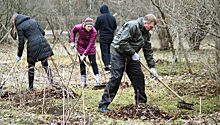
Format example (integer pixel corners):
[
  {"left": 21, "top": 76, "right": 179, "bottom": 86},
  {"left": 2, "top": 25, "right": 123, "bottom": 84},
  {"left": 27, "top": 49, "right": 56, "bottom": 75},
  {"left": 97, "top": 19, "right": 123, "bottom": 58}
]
[
  {"left": 15, "top": 14, "right": 53, "bottom": 63},
  {"left": 111, "top": 17, "right": 155, "bottom": 68},
  {"left": 94, "top": 4, "right": 117, "bottom": 39}
]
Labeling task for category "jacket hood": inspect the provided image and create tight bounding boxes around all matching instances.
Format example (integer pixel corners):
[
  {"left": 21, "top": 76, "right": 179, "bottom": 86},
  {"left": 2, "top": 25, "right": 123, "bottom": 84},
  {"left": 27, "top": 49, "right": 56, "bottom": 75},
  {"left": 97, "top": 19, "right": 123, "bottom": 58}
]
[
  {"left": 137, "top": 17, "right": 147, "bottom": 32},
  {"left": 100, "top": 4, "right": 109, "bottom": 14},
  {"left": 15, "top": 14, "right": 31, "bottom": 26}
]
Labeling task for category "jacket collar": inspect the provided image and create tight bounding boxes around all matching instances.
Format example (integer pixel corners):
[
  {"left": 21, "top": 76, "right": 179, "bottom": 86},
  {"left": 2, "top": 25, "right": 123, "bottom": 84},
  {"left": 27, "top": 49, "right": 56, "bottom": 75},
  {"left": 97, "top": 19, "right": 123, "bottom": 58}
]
[{"left": 137, "top": 17, "right": 148, "bottom": 33}]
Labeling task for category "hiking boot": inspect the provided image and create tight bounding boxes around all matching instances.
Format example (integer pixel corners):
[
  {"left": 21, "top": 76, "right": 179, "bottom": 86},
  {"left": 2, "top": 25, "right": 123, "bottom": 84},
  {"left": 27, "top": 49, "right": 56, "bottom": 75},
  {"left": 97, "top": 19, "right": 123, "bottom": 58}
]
[{"left": 98, "top": 106, "right": 110, "bottom": 113}]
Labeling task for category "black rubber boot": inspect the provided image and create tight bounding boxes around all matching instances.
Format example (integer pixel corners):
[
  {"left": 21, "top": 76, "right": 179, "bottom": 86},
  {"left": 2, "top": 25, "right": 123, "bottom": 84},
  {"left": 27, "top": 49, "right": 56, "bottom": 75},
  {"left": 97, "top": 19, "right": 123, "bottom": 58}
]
[
  {"left": 44, "top": 66, "right": 53, "bottom": 84},
  {"left": 28, "top": 66, "right": 34, "bottom": 90}
]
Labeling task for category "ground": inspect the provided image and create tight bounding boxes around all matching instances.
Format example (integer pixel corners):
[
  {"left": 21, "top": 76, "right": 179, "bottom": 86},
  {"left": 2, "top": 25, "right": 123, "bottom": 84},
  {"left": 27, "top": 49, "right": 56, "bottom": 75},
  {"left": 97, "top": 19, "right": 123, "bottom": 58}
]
[{"left": 0, "top": 42, "right": 219, "bottom": 125}]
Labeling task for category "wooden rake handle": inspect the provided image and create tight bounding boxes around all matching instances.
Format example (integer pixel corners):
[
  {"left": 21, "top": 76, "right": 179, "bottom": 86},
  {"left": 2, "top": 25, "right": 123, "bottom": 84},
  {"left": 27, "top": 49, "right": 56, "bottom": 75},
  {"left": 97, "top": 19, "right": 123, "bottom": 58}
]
[
  {"left": 140, "top": 61, "right": 184, "bottom": 101},
  {"left": 0, "top": 60, "right": 17, "bottom": 87},
  {"left": 75, "top": 50, "right": 100, "bottom": 83}
]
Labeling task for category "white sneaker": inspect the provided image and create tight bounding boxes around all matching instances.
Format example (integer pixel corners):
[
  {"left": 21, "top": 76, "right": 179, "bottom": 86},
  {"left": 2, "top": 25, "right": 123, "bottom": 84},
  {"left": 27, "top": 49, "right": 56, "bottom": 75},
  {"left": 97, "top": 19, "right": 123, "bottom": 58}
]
[{"left": 95, "top": 74, "right": 101, "bottom": 86}]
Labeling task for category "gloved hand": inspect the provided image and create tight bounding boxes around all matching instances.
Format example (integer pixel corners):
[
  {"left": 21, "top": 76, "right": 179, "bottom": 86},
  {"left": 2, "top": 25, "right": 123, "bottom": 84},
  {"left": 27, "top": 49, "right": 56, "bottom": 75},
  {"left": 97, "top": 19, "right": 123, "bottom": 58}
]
[
  {"left": 70, "top": 42, "right": 75, "bottom": 49},
  {"left": 80, "top": 55, "right": 86, "bottom": 61},
  {"left": 16, "top": 56, "right": 21, "bottom": 63},
  {"left": 149, "top": 68, "right": 158, "bottom": 79},
  {"left": 132, "top": 52, "right": 140, "bottom": 61}
]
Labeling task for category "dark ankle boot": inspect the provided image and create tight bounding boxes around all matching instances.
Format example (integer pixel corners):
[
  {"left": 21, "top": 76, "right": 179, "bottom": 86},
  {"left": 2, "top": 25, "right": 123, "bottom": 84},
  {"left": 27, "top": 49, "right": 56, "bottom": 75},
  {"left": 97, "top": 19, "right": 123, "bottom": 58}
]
[{"left": 98, "top": 105, "right": 110, "bottom": 113}]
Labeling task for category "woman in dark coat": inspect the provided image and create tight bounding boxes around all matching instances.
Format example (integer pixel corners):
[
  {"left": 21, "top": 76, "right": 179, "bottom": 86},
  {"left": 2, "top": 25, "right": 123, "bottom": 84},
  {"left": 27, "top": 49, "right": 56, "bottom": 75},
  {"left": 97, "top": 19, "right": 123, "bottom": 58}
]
[{"left": 10, "top": 13, "right": 53, "bottom": 90}]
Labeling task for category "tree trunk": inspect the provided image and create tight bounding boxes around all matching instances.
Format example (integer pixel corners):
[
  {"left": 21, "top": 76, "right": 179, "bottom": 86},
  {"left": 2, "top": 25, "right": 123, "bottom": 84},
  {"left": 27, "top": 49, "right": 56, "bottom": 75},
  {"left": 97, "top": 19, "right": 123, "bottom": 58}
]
[
  {"left": 213, "top": 0, "right": 220, "bottom": 84},
  {"left": 157, "top": 28, "right": 170, "bottom": 50},
  {"left": 151, "top": 0, "right": 175, "bottom": 56},
  {"left": 188, "top": 0, "right": 209, "bottom": 51},
  {"left": 189, "top": 26, "right": 207, "bottom": 50},
  {"left": 216, "top": 40, "right": 220, "bottom": 84}
]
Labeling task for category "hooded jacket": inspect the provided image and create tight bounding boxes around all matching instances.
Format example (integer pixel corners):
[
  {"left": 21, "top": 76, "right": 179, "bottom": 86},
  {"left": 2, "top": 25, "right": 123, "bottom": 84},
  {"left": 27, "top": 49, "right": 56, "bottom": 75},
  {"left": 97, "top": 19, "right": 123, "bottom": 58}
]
[
  {"left": 111, "top": 17, "right": 155, "bottom": 68},
  {"left": 15, "top": 14, "right": 53, "bottom": 63},
  {"left": 94, "top": 4, "right": 117, "bottom": 39},
  {"left": 70, "top": 24, "right": 97, "bottom": 55}
]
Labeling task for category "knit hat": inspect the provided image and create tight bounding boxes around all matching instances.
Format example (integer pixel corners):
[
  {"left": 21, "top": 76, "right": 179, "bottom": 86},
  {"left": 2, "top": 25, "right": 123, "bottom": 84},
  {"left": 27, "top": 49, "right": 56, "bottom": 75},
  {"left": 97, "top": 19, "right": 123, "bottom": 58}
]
[{"left": 83, "top": 17, "right": 94, "bottom": 26}]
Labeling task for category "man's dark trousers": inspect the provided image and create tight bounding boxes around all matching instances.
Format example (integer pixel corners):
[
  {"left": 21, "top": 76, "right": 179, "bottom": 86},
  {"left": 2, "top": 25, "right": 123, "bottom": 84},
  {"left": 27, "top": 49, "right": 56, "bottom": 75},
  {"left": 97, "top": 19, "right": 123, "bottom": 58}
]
[
  {"left": 98, "top": 46, "right": 147, "bottom": 108},
  {"left": 99, "top": 37, "right": 114, "bottom": 67}
]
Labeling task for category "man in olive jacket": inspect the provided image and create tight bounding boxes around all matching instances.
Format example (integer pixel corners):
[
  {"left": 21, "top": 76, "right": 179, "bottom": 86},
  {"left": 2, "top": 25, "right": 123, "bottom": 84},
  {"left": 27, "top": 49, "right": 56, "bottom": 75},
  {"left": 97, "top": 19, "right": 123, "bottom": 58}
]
[
  {"left": 98, "top": 14, "right": 158, "bottom": 113},
  {"left": 11, "top": 13, "right": 53, "bottom": 90}
]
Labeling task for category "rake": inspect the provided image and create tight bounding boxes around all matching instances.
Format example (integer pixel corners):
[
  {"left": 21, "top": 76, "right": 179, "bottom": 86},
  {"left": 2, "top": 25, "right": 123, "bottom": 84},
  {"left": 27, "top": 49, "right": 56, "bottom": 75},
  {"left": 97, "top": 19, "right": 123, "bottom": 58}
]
[
  {"left": 140, "top": 61, "right": 194, "bottom": 110},
  {"left": 0, "top": 60, "right": 17, "bottom": 94}
]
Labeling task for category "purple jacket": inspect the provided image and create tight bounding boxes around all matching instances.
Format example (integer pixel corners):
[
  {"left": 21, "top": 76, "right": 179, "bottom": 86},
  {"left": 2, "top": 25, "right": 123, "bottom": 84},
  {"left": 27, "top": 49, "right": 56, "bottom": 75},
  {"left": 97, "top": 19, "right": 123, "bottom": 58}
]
[{"left": 70, "top": 24, "right": 97, "bottom": 55}]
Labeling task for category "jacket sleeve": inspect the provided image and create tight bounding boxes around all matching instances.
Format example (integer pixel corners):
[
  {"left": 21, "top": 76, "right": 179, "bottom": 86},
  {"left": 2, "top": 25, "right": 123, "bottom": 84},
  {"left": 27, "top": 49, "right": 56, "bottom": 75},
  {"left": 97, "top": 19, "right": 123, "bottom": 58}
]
[
  {"left": 17, "top": 28, "right": 25, "bottom": 57},
  {"left": 116, "top": 24, "right": 136, "bottom": 56},
  {"left": 38, "top": 23, "right": 45, "bottom": 36},
  {"left": 142, "top": 35, "right": 155, "bottom": 68},
  {"left": 83, "top": 28, "right": 97, "bottom": 55},
  {"left": 94, "top": 17, "right": 100, "bottom": 31},
  {"left": 113, "top": 17, "right": 117, "bottom": 30},
  {"left": 70, "top": 26, "right": 77, "bottom": 43}
]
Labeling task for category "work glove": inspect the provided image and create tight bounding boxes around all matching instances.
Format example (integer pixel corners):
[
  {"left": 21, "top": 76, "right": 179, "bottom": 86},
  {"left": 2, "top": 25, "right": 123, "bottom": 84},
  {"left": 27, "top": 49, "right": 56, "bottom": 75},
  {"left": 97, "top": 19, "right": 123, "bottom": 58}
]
[
  {"left": 80, "top": 55, "right": 86, "bottom": 61},
  {"left": 131, "top": 52, "right": 140, "bottom": 61},
  {"left": 149, "top": 68, "right": 158, "bottom": 79},
  {"left": 16, "top": 56, "right": 21, "bottom": 63},
  {"left": 70, "top": 42, "right": 75, "bottom": 49}
]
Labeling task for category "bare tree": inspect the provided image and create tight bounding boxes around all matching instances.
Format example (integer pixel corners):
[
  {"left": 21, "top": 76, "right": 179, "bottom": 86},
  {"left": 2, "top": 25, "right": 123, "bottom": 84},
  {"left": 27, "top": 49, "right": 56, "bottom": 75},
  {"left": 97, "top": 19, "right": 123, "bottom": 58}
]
[
  {"left": 211, "top": 0, "right": 220, "bottom": 84},
  {"left": 151, "top": 0, "right": 175, "bottom": 55},
  {"left": 187, "top": 0, "right": 211, "bottom": 50}
]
